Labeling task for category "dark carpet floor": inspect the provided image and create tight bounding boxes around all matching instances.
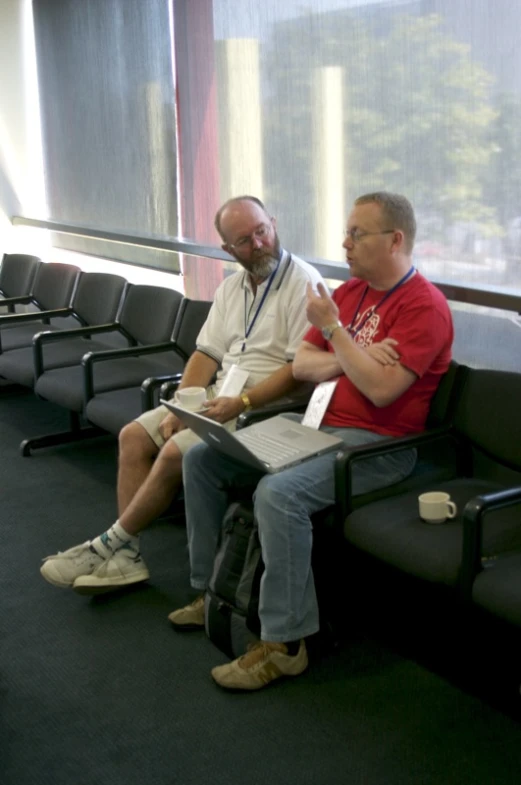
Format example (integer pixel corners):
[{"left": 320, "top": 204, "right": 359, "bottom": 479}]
[{"left": 1, "top": 386, "right": 521, "bottom": 785}]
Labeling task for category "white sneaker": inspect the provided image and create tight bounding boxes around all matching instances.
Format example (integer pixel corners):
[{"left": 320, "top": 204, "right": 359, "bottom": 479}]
[
  {"left": 40, "top": 541, "right": 104, "bottom": 588},
  {"left": 72, "top": 547, "right": 150, "bottom": 595}
]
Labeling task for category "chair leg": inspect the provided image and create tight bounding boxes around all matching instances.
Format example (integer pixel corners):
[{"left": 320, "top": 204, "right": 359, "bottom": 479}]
[{"left": 20, "top": 411, "right": 107, "bottom": 456}]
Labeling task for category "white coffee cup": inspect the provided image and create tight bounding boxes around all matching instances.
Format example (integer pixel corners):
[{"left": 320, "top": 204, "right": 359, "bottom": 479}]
[
  {"left": 174, "top": 386, "right": 207, "bottom": 411},
  {"left": 418, "top": 491, "right": 457, "bottom": 524}
]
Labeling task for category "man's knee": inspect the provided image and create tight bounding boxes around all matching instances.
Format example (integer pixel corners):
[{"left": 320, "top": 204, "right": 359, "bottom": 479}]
[
  {"left": 155, "top": 435, "right": 184, "bottom": 472},
  {"left": 254, "top": 474, "right": 287, "bottom": 517},
  {"left": 182, "top": 442, "right": 210, "bottom": 476},
  {"left": 119, "top": 421, "right": 158, "bottom": 461}
]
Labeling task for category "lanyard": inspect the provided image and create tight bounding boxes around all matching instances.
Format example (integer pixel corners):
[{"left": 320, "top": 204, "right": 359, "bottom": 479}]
[
  {"left": 347, "top": 266, "right": 416, "bottom": 337},
  {"left": 241, "top": 256, "right": 281, "bottom": 352}
]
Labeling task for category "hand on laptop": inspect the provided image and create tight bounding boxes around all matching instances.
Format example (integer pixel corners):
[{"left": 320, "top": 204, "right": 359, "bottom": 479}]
[{"left": 200, "top": 396, "right": 244, "bottom": 424}]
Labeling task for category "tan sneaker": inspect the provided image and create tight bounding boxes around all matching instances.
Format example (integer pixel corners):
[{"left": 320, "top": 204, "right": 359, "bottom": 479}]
[
  {"left": 168, "top": 594, "right": 205, "bottom": 630},
  {"left": 211, "top": 640, "right": 308, "bottom": 690}
]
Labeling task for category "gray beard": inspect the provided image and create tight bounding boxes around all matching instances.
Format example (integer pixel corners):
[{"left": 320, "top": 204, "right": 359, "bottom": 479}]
[{"left": 249, "top": 256, "right": 279, "bottom": 280}]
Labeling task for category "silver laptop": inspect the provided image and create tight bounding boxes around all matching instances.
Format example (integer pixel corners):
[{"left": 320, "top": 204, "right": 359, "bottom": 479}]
[{"left": 161, "top": 399, "right": 343, "bottom": 474}]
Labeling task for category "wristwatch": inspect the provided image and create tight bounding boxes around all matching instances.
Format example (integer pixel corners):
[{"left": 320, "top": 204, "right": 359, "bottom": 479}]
[
  {"left": 321, "top": 321, "right": 342, "bottom": 340},
  {"left": 240, "top": 392, "right": 253, "bottom": 411}
]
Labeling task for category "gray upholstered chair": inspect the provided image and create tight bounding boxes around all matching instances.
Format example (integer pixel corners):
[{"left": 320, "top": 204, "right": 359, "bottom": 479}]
[
  {"left": 0, "top": 262, "right": 80, "bottom": 354},
  {"left": 0, "top": 271, "right": 128, "bottom": 388},
  {"left": 20, "top": 284, "right": 184, "bottom": 454},
  {"left": 83, "top": 298, "right": 213, "bottom": 435},
  {"left": 338, "top": 368, "right": 521, "bottom": 600},
  {"left": 0, "top": 253, "right": 42, "bottom": 312}
]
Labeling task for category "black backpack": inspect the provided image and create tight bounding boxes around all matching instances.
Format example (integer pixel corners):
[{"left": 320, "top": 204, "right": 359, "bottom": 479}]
[
  {"left": 204, "top": 501, "right": 342, "bottom": 660},
  {"left": 204, "top": 502, "right": 262, "bottom": 659}
]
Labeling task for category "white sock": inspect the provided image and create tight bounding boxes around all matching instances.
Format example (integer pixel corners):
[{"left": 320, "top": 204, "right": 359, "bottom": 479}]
[{"left": 91, "top": 521, "right": 140, "bottom": 558}]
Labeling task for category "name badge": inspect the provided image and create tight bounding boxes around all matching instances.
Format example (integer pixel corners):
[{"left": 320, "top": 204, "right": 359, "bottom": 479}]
[
  {"left": 302, "top": 379, "right": 338, "bottom": 430},
  {"left": 218, "top": 363, "right": 250, "bottom": 397}
]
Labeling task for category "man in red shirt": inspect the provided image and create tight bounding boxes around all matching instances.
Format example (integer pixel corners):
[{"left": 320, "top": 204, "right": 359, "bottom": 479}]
[
  {"left": 300, "top": 194, "right": 453, "bottom": 438},
  {"left": 172, "top": 192, "right": 454, "bottom": 691}
]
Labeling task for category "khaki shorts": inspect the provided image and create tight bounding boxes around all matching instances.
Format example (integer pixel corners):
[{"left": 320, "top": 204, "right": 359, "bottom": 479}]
[{"left": 135, "top": 386, "right": 237, "bottom": 455}]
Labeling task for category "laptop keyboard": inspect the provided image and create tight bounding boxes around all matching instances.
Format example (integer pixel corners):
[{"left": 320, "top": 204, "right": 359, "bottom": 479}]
[{"left": 237, "top": 429, "right": 302, "bottom": 464}]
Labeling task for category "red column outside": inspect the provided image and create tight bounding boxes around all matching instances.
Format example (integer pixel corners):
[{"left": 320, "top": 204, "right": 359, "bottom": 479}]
[{"left": 173, "top": 0, "right": 224, "bottom": 300}]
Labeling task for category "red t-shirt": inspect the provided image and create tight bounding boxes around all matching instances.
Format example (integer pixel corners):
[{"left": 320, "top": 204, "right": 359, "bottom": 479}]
[{"left": 303, "top": 272, "right": 453, "bottom": 437}]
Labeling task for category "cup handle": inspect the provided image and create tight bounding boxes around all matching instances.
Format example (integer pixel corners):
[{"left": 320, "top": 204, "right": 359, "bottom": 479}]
[{"left": 447, "top": 501, "right": 457, "bottom": 519}]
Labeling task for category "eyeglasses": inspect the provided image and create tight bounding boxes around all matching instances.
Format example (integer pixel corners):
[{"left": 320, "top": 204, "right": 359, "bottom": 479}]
[
  {"left": 344, "top": 228, "right": 395, "bottom": 243},
  {"left": 228, "top": 223, "right": 272, "bottom": 250}
]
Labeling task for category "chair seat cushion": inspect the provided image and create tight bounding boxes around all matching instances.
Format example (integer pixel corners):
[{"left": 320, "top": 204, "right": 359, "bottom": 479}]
[
  {"left": 85, "top": 387, "right": 145, "bottom": 435},
  {"left": 344, "top": 478, "right": 515, "bottom": 586},
  {"left": 35, "top": 352, "right": 183, "bottom": 412},
  {"left": 472, "top": 552, "right": 521, "bottom": 627},
  {"left": 0, "top": 323, "right": 62, "bottom": 352},
  {"left": 0, "top": 337, "right": 116, "bottom": 387}
]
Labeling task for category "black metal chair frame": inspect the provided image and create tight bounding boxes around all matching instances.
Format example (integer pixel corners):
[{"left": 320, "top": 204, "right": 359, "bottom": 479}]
[{"left": 462, "top": 485, "right": 521, "bottom": 604}]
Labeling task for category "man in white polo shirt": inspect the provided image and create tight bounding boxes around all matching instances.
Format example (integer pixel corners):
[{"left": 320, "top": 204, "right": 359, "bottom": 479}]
[{"left": 40, "top": 195, "right": 325, "bottom": 594}]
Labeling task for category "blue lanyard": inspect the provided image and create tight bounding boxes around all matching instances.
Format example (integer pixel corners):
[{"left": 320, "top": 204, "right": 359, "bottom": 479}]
[
  {"left": 347, "top": 266, "right": 416, "bottom": 337},
  {"left": 241, "top": 257, "right": 281, "bottom": 352}
]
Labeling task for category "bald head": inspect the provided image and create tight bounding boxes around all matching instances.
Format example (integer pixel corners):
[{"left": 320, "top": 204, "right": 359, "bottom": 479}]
[{"left": 214, "top": 196, "right": 268, "bottom": 240}]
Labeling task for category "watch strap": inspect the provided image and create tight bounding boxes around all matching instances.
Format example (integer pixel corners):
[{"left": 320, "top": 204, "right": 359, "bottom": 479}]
[
  {"left": 322, "top": 321, "right": 342, "bottom": 340},
  {"left": 240, "top": 392, "right": 253, "bottom": 411}
]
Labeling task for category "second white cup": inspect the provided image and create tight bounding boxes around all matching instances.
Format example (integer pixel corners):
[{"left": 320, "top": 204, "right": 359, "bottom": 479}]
[
  {"left": 418, "top": 491, "right": 457, "bottom": 524},
  {"left": 174, "top": 386, "right": 207, "bottom": 411}
]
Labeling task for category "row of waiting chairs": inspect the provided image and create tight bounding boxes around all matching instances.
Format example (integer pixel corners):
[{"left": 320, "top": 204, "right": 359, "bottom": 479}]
[{"left": 0, "top": 253, "right": 212, "bottom": 453}]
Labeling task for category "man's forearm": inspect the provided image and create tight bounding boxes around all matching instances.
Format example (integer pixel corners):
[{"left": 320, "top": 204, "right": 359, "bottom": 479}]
[
  {"left": 293, "top": 343, "right": 342, "bottom": 383},
  {"left": 328, "top": 328, "right": 412, "bottom": 406},
  {"left": 179, "top": 350, "right": 219, "bottom": 389},
  {"left": 245, "top": 362, "right": 301, "bottom": 408}
]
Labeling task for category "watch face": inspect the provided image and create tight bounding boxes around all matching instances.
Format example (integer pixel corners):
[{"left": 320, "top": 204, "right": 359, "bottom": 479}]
[
  {"left": 321, "top": 326, "right": 332, "bottom": 340},
  {"left": 322, "top": 322, "right": 339, "bottom": 340}
]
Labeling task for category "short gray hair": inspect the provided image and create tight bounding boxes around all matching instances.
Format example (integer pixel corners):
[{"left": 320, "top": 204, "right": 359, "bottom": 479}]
[{"left": 355, "top": 192, "right": 416, "bottom": 254}]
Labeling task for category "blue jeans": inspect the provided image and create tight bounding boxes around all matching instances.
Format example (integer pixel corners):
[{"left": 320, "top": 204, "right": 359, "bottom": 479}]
[{"left": 182, "top": 419, "right": 416, "bottom": 643}]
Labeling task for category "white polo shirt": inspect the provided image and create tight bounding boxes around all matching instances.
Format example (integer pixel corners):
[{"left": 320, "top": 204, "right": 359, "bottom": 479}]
[{"left": 196, "top": 250, "right": 325, "bottom": 392}]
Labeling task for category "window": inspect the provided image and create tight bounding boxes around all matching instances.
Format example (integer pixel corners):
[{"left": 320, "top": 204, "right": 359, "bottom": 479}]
[{"left": 33, "top": 0, "right": 178, "bottom": 270}]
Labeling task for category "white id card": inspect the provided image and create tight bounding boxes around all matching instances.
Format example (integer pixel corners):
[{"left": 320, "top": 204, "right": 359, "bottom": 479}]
[
  {"left": 301, "top": 380, "right": 338, "bottom": 430},
  {"left": 218, "top": 364, "right": 250, "bottom": 397}
]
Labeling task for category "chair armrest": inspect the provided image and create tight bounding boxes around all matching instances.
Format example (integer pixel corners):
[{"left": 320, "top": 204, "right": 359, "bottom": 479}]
[
  {"left": 158, "top": 376, "right": 183, "bottom": 402},
  {"left": 0, "top": 307, "right": 74, "bottom": 354},
  {"left": 34, "top": 322, "right": 119, "bottom": 344},
  {"left": 32, "top": 322, "right": 120, "bottom": 380},
  {"left": 141, "top": 373, "right": 183, "bottom": 410},
  {"left": 82, "top": 341, "right": 177, "bottom": 403},
  {"left": 236, "top": 383, "right": 313, "bottom": 429},
  {"left": 0, "top": 306, "right": 72, "bottom": 326},
  {"left": 334, "top": 424, "right": 460, "bottom": 520},
  {"left": 236, "top": 396, "right": 309, "bottom": 430},
  {"left": 0, "top": 294, "right": 32, "bottom": 307},
  {"left": 83, "top": 341, "right": 180, "bottom": 367},
  {"left": 157, "top": 369, "right": 219, "bottom": 404},
  {"left": 460, "top": 486, "right": 521, "bottom": 603}
]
